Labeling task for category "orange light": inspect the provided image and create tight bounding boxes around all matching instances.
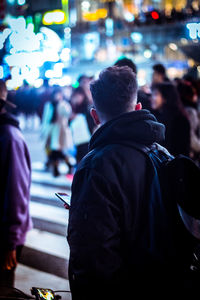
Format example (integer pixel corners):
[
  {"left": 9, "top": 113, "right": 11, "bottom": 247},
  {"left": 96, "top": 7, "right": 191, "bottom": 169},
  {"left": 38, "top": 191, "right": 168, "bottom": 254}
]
[{"left": 83, "top": 8, "right": 107, "bottom": 21}]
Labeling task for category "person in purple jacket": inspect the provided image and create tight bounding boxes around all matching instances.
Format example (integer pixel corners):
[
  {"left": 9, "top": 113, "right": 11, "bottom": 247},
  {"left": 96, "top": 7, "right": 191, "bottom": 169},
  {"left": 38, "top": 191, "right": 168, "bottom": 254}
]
[{"left": 0, "top": 80, "right": 32, "bottom": 287}]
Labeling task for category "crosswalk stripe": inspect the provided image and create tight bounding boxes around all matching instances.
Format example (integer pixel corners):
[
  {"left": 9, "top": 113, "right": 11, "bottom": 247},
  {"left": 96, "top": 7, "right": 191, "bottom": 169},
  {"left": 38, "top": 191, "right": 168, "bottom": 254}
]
[
  {"left": 25, "top": 228, "right": 69, "bottom": 259},
  {"left": 30, "top": 183, "right": 70, "bottom": 201},
  {"left": 17, "top": 166, "right": 72, "bottom": 284},
  {"left": 31, "top": 171, "right": 72, "bottom": 189},
  {"left": 30, "top": 201, "right": 69, "bottom": 226}
]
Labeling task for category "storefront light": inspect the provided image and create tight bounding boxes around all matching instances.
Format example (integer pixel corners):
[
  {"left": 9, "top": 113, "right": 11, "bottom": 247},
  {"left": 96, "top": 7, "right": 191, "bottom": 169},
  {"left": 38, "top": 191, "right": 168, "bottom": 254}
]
[
  {"left": 187, "top": 23, "right": 200, "bottom": 39},
  {"left": 169, "top": 43, "right": 178, "bottom": 51},
  {"left": 143, "top": 49, "right": 152, "bottom": 59},
  {"left": 43, "top": 10, "right": 67, "bottom": 25}
]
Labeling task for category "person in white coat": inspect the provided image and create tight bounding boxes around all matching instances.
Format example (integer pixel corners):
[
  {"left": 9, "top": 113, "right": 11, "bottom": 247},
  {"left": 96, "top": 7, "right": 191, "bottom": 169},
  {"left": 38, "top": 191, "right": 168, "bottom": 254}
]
[{"left": 42, "top": 88, "right": 74, "bottom": 176}]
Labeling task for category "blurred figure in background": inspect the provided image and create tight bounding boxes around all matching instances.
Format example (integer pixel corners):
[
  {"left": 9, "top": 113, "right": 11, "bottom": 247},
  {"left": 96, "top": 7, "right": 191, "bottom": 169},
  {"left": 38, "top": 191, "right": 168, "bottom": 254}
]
[
  {"left": 152, "top": 63, "right": 169, "bottom": 85},
  {"left": 177, "top": 80, "right": 200, "bottom": 165},
  {"left": 151, "top": 82, "right": 190, "bottom": 156},
  {"left": 0, "top": 80, "right": 32, "bottom": 287},
  {"left": 42, "top": 87, "right": 74, "bottom": 177},
  {"left": 78, "top": 75, "right": 93, "bottom": 105},
  {"left": 69, "top": 87, "right": 92, "bottom": 164}
]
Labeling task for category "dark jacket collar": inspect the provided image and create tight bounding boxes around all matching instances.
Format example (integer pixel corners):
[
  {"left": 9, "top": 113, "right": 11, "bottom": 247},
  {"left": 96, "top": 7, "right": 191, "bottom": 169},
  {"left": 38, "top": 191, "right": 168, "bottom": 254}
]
[
  {"left": 89, "top": 109, "right": 165, "bottom": 151},
  {"left": 0, "top": 112, "right": 20, "bottom": 129}
]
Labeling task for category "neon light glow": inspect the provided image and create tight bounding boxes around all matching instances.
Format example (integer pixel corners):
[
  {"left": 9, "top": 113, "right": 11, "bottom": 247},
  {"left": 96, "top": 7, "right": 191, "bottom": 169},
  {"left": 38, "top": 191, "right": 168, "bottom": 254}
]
[
  {"left": 186, "top": 23, "right": 200, "bottom": 39},
  {"left": 62, "top": 0, "right": 69, "bottom": 24},
  {"left": 131, "top": 32, "right": 143, "bottom": 43},
  {"left": 2, "top": 17, "right": 63, "bottom": 87},
  {"left": 43, "top": 10, "right": 67, "bottom": 25}
]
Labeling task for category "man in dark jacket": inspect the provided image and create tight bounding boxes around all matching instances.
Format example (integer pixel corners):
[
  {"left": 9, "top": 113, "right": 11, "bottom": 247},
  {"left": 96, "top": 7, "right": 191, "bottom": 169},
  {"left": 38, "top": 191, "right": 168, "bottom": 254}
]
[
  {"left": 0, "top": 80, "right": 32, "bottom": 287},
  {"left": 67, "top": 67, "right": 193, "bottom": 299}
]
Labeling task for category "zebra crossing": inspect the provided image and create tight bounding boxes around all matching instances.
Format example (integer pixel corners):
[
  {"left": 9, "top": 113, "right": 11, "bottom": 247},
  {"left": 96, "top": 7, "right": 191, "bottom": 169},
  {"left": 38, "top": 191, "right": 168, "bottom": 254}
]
[{"left": 15, "top": 162, "right": 73, "bottom": 300}]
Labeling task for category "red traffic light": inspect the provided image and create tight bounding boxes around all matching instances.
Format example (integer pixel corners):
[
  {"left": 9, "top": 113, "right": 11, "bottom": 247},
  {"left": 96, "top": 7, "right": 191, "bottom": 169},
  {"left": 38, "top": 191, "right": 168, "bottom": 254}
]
[{"left": 151, "top": 11, "right": 159, "bottom": 20}]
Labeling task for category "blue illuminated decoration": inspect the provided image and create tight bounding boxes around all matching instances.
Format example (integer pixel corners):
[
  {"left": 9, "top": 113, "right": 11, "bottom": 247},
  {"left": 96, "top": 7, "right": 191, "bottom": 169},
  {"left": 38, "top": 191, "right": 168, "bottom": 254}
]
[
  {"left": 130, "top": 32, "right": 143, "bottom": 43},
  {"left": 186, "top": 23, "right": 200, "bottom": 39},
  {"left": 105, "top": 18, "right": 114, "bottom": 37}
]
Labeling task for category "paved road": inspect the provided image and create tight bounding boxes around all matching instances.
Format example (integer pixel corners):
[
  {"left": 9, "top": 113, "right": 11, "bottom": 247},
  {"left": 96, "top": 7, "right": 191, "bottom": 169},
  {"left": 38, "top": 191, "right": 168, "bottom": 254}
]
[{"left": 15, "top": 128, "right": 72, "bottom": 300}]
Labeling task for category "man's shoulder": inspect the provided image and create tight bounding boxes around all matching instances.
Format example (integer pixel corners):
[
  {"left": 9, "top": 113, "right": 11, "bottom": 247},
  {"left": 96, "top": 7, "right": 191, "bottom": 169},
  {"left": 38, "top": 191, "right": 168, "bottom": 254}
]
[{"left": 77, "top": 143, "right": 147, "bottom": 173}]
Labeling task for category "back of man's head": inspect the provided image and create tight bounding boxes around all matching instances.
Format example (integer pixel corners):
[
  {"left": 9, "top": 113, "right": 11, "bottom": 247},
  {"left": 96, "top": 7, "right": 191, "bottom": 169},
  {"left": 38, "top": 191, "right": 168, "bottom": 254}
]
[
  {"left": 114, "top": 57, "right": 137, "bottom": 75},
  {"left": 90, "top": 66, "right": 138, "bottom": 120}
]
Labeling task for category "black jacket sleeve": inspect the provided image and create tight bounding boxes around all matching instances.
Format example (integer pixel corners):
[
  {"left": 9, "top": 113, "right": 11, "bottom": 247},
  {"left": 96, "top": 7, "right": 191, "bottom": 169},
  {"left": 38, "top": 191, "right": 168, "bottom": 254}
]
[{"left": 67, "top": 167, "right": 123, "bottom": 300}]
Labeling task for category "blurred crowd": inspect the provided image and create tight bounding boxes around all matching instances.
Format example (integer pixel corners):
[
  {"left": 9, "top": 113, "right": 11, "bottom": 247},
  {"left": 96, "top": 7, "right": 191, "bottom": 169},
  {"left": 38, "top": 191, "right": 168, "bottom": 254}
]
[{"left": 5, "top": 59, "right": 200, "bottom": 176}]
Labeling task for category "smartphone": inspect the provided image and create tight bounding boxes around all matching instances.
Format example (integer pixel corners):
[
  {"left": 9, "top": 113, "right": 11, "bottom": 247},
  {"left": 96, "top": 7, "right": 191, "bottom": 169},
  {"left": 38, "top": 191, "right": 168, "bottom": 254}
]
[
  {"left": 55, "top": 192, "right": 71, "bottom": 208},
  {"left": 31, "top": 287, "right": 55, "bottom": 300}
]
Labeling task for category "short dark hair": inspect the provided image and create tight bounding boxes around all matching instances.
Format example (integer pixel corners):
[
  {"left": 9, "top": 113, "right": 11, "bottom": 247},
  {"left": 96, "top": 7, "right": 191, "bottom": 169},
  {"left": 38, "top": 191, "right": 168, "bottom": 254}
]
[
  {"left": 153, "top": 63, "right": 166, "bottom": 75},
  {"left": 90, "top": 66, "right": 138, "bottom": 118},
  {"left": 114, "top": 57, "right": 137, "bottom": 74}
]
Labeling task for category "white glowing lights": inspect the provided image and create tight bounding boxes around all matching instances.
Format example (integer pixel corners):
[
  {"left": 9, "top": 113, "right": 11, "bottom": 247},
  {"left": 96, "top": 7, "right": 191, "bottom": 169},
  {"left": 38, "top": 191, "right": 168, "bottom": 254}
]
[
  {"left": 45, "top": 63, "right": 64, "bottom": 78},
  {"left": 105, "top": 18, "right": 114, "bottom": 37},
  {"left": 0, "top": 66, "right": 4, "bottom": 79},
  {"left": 169, "top": 43, "right": 178, "bottom": 51},
  {"left": 186, "top": 23, "right": 200, "bottom": 39},
  {"left": 81, "top": 1, "right": 91, "bottom": 12},
  {"left": 0, "top": 28, "right": 12, "bottom": 50},
  {"left": 143, "top": 49, "right": 152, "bottom": 59},
  {"left": 60, "top": 48, "right": 71, "bottom": 62},
  {"left": 1, "top": 16, "right": 67, "bottom": 88},
  {"left": 84, "top": 32, "right": 100, "bottom": 60},
  {"left": 18, "top": 0, "right": 26, "bottom": 5},
  {"left": 130, "top": 32, "right": 143, "bottom": 43}
]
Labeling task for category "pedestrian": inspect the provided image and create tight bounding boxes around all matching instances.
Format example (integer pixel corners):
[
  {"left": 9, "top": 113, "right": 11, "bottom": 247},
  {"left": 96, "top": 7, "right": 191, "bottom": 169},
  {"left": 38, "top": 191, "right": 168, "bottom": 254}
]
[
  {"left": 67, "top": 66, "right": 194, "bottom": 300},
  {"left": 177, "top": 80, "right": 200, "bottom": 165},
  {"left": 152, "top": 63, "right": 169, "bottom": 85},
  {"left": 44, "top": 88, "right": 74, "bottom": 177},
  {"left": 0, "top": 80, "right": 32, "bottom": 287},
  {"left": 151, "top": 82, "right": 191, "bottom": 156},
  {"left": 69, "top": 87, "right": 92, "bottom": 164},
  {"left": 77, "top": 74, "right": 93, "bottom": 104}
]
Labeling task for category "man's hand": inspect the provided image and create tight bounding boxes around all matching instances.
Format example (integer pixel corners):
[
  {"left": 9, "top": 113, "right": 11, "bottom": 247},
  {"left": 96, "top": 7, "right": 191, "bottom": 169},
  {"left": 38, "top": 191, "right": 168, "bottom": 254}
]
[{"left": 3, "top": 250, "right": 17, "bottom": 270}]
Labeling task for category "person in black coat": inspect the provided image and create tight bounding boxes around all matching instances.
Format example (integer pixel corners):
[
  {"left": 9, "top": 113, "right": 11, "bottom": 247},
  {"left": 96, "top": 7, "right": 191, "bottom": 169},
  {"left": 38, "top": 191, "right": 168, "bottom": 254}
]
[
  {"left": 67, "top": 67, "right": 194, "bottom": 300},
  {"left": 151, "top": 82, "right": 191, "bottom": 157}
]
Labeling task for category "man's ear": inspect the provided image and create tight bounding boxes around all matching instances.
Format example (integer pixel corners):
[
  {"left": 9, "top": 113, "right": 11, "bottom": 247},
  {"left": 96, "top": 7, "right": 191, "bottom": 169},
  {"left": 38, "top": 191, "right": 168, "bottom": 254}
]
[
  {"left": 90, "top": 107, "right": 101, "bottom": 126},
  {"left": 135, "top": 102, "right": 142, "bottom": 111}
]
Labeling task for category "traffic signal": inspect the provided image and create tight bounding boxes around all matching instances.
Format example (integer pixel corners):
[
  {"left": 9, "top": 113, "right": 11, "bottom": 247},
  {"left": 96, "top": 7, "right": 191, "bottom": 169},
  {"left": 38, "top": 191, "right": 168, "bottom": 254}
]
[{"left": 151, "top": 11, "right": 159, "bottom": 20}]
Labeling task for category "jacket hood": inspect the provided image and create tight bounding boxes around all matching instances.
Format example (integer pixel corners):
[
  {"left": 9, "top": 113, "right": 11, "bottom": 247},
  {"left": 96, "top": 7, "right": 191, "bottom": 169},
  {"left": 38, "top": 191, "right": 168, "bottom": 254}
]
[
  {"left": 0, "top": 112, "right": 20, "bottom": 129},
  {"left": 89, "top": 109, "right": 165, "bottom": 151}
]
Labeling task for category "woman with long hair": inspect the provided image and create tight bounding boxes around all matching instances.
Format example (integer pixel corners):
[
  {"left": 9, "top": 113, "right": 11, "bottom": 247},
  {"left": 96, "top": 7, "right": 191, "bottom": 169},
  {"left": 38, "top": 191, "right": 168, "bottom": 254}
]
[
  {"left": 177, "top": 80, "right": 200, "bottom": 164},
  {"left": 151, "top": 82, "right": 190, "bottom": 156}
]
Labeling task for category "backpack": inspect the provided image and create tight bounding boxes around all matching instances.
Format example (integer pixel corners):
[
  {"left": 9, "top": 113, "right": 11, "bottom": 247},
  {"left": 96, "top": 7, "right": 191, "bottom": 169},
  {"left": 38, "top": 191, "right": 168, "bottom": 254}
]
[{"left": 133, "top": 142, "right": 200, "bottom": 273}]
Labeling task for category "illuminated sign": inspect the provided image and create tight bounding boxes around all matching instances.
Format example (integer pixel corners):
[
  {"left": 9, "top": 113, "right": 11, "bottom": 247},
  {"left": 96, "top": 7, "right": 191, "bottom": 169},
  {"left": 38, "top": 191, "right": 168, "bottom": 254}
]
[
  {"left": 43, "top": 10, "right": 67, "bottom": 25},
  {"left": 186, "top": 23, "right": 200, "bottom": 39},
  {"left": 83, "top": 8, "right": 107, "bottom": 22},
  {"left": 105, "top": 18, "right": 114, "bottom": 36},
  {"left": 62, "top": 0, "right": 69, "bottom": 24}
]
